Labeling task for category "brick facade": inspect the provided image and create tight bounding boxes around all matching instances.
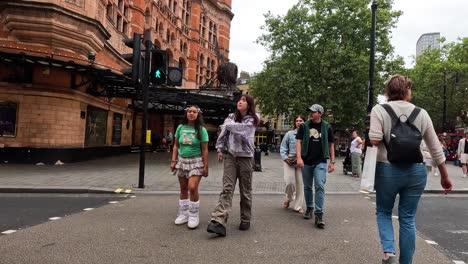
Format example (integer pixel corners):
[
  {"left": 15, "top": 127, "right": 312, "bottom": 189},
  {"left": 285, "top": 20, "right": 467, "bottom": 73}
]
[{"left": 0, "top": 0, "right": 233, "bottom": 153}]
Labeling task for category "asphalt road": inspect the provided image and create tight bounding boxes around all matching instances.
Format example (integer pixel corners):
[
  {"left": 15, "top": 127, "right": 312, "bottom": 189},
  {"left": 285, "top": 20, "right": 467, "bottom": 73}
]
[
  {"left": 0, "top": 194, "right": 453, "bottom": 264},
  {"left": 0, "top": 193, "right": 129, "bottom": 235},
  {"left": 416, "top": 195, "right": 468, "bottom": 263}
]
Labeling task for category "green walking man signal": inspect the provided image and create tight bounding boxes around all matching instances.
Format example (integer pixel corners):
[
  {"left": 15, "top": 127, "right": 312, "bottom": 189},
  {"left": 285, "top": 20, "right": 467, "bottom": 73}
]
[{"left": 155, "top": 69, "right": 162, "bottom": 79}]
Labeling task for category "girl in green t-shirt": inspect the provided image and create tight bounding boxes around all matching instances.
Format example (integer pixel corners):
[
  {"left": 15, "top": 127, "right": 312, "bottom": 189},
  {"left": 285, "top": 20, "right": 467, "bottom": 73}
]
[{"left": 170, "top": 105, "right": 209, "bottom": 229}]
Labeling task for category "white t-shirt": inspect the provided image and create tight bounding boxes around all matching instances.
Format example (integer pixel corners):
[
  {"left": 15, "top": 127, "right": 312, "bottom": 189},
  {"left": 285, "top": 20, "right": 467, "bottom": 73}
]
[{"left": 350, "top": 137, "right": 362, "bottom": 154}]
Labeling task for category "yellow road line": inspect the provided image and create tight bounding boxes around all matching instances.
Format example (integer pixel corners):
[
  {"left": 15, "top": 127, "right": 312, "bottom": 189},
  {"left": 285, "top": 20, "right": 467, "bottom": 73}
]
[
  {"left": 114, "top": 188, "right": 123, "bottom": 193},
  {"left": 124, "top": 189, "right": 132, "bottom": 194}
]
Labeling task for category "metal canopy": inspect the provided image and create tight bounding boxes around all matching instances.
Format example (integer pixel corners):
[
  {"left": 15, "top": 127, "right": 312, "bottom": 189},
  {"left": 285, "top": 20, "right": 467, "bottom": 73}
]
[{"left": 0, "top": 51, "right": 240, "bottom": 121}]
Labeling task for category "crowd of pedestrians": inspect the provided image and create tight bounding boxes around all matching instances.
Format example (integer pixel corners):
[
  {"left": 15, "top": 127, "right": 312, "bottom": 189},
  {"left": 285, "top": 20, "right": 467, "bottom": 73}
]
[{"left": 167, "top": 74, "right": 461, "bottom": 264}]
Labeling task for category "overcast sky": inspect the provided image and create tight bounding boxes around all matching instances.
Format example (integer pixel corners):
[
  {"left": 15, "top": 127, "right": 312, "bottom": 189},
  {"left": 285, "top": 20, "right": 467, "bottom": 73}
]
[{"left": 229, "top": 0, "right": 468, "bottom": 74}]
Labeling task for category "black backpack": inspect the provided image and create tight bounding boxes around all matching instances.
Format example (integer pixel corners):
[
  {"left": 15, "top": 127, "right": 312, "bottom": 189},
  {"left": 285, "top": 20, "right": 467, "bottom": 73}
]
[{"left": 381, "top": 104, "right": 423, "bottom": 164}]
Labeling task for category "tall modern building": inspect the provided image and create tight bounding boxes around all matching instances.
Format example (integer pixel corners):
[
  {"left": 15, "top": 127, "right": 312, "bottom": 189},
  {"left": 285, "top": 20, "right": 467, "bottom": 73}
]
[
  {"left": 416, "top": 32, "right": 441, "bottom": 56},
  {"left": 0, "top": 0, "right": 236, "bottom": 163}
]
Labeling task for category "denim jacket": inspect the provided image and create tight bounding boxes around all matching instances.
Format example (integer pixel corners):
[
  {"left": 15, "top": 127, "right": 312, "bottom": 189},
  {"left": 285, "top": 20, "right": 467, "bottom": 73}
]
[
  {"left": 216, "top": 113, "right": 259, "bottom": 158},
  {"left": 280, "top": 129, "right": 298, "bottom": 160}
]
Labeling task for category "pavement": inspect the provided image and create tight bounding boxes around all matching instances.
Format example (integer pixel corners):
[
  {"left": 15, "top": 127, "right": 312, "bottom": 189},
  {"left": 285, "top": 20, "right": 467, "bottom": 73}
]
[
  {"left": 0, "top": 151, "right": 467, "bottom": 194},
  {"left": 0, "top": 194, "right": 455, "bottom": 264}
]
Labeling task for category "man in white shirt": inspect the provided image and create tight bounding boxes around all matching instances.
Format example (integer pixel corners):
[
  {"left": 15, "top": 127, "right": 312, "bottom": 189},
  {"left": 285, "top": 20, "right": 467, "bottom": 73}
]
[{"left": 350, "top": 130, "right": 363, "bottom": 177}]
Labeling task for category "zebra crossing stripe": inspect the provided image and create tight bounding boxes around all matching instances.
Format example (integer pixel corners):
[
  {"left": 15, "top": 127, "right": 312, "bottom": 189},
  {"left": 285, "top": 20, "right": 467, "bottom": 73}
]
[{"left": 1, "top": 230, "right": 16, "bottom": 235}]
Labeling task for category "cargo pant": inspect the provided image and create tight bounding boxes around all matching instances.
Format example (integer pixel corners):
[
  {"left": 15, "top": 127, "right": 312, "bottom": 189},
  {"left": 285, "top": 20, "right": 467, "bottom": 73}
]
[{"left": 211, "top": 153, "right": 254, "bottom": 226}]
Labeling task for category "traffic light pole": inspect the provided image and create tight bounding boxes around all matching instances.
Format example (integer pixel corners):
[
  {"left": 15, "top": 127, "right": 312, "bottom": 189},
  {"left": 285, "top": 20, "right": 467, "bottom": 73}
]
[{"left": 138, "top": 30, "right": 152, "bottom": 188}]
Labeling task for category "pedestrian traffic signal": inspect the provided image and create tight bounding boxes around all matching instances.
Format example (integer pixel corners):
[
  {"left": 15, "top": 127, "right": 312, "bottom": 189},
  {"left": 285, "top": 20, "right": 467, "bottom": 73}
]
[
  {"left": 167, "top": 67, "right": 183, "bottom": 86},
  {"left": 150, "top": 49, "right": 167, "bottom": 85},
  {"left": 121, "top": 33, "right": 142, "bottom": 83}
]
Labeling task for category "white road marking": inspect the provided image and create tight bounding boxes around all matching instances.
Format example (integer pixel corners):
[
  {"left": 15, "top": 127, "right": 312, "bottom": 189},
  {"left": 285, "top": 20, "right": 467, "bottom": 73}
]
[
  {"left": 452, "top": 260, "right": 465, "bottom": 264},
  {"left": 364, "top": 196, "right": 371, "bottom": 199},
  {"left": 109, "top": 201, "right": 119, "bottom": 204},
  {"left": 83, "top": 208, "right": 94, "bottom": 211},
  {"left": 447, "top": 230, "right": 468, "bottom": 234},
  {"left": 130, "top": 196, "right": 136, "bottom": 198},
  {"left": 425, "top": 240, "right": 438, "bottom": 245},
  {"left": 49, "top": 217, "right": 61, "bottom": 221},
  {"left": 1, "top": 230, "right": 16, "bottom": 235}
]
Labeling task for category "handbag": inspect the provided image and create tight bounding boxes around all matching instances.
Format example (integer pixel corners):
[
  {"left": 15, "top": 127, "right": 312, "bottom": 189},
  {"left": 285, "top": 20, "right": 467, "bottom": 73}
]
[
  {"left": 286, "top": 156, "right": 297, "bottom": 166},
  {"left": 360, "top": 146, "right": 378, "bottom": 192}
]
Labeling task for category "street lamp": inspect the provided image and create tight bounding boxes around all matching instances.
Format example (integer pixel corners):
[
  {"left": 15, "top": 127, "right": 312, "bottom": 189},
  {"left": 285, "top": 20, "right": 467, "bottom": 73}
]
[
  {"left": 443, "top": 69, "right": 447, "bottom": 131},
  {"left": 366, "top": 0, "right": 378, "bottom": 147},
  {"left": 367, "top": 0, "right": 378, "bottom": 114}
]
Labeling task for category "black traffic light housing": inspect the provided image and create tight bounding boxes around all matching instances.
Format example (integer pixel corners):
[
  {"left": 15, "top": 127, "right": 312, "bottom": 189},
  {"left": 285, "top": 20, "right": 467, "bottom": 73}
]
[
  {"left": 167, "top": 67, "right": 183, "bottom": 86},
  {"left": 122, "top": 33, "right": 142, "bottom": 83},
  {"left": 150, "top": 50, "right": 167, "bottom": 85}
]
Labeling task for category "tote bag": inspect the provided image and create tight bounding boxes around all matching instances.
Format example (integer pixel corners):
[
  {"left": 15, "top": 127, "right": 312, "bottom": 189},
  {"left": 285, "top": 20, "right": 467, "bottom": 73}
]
[{"left": 360, "top": 146, "right": 378, "bottom": 192}]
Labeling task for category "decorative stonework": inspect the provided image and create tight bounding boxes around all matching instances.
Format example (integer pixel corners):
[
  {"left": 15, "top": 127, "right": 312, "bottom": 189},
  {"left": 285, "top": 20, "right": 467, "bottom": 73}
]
[{"left": 65, "top": 0, "right": 84, "bottom": 8}]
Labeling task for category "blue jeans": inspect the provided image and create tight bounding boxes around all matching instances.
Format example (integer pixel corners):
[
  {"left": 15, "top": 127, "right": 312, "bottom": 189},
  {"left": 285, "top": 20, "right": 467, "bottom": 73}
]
[
  {"left": 375, "top": 162, "right": 427, "bottom": 264},
  {"left": 301, "top": 163, "right": 327, "bottom": 215}
]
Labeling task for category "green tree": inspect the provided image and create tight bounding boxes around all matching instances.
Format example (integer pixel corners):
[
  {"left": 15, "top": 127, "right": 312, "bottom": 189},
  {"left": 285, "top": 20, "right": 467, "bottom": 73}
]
[
  {"left": 250, "top": 0, "right": 404, "bottom": 130},
  {"left": 409, "top": 38, "right": 468, "bottom": 131}
]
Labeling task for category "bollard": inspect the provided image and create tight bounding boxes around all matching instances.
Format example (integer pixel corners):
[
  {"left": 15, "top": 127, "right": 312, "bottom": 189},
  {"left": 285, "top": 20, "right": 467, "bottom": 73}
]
[{"left": 254, "top": 147, "right": 262, "bottom": 172}]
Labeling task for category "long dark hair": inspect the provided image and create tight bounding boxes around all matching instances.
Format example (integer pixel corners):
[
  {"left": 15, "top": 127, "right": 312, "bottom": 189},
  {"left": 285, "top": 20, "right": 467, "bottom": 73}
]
[
  {"left": 292, "top": 115, "right": 305, "bottom": 129},
  {"left": 234, "top": 94, "right": 259, "bottom": 126},
  {"left": 181, "top": 105, "right": 205, "bottom": 140}
]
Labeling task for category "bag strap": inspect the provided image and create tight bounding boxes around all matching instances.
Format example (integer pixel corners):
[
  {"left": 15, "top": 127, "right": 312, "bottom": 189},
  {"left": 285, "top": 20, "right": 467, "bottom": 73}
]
[
  {"left": 407, "top": 107, "right": 421, "bottom": 124},
  {"left": 380, "top": 104, "right": 399, "bottom": 125}
]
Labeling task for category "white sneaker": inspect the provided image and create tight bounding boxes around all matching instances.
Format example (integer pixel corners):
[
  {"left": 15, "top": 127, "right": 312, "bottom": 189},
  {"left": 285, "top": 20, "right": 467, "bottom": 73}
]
[
  {"left": 188, "top": 215, "right": 199, "bottom": 229},
  {"left": 174, "top": 214, "right": 189, "bottom": 225}
]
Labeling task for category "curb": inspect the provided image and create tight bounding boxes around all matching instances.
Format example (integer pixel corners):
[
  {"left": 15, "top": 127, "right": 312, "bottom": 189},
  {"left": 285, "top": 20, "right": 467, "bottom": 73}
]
[{"left": 1, "top": 186, "right": 467, "bottom": 195}]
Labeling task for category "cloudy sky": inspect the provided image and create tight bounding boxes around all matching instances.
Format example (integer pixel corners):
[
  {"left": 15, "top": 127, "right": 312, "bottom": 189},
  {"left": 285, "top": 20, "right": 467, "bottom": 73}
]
[{"left": 229, "top": 0, "right": 468, "bottom": 74}]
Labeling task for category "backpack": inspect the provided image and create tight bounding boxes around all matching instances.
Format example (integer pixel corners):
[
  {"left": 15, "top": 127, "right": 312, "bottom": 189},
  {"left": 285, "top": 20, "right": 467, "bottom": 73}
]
[{"left": 380, "top": 104, "right": 423, "bottom": 164}]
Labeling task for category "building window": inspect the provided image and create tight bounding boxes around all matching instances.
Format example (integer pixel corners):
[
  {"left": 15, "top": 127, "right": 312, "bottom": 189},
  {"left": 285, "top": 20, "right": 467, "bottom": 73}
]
[
  {"left": 182, "top": 0, "right": 191, "bottom": 25},
  {"left": 85, "top": 106, "right": 108, "bottom": 147},
  {"left": 111, "top": 113, "right": 123, "bottom": 146},
  {"left": 0, "top": 101, "right": 17, "bottom": 137}
]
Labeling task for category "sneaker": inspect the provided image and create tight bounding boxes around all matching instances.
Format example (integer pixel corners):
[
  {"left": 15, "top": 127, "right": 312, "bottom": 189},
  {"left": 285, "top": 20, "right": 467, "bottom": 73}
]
[
  {"left": 303, "top": 207, "right": 313, "bottom": 219},
  {"left": 382, "top": 254, "right": 397, "bottom": 264},
  {"left": 239, "top": 222, "right": 250, "bottom": 231},
  {"left": 207, "top": 220, "right": 226, "bottom": 236},
  {"left": 315, "top": 214, "right": 325, "bottom": 229},
  {"left": 174, "top": 214, "right": 189, "bottom": 225}
]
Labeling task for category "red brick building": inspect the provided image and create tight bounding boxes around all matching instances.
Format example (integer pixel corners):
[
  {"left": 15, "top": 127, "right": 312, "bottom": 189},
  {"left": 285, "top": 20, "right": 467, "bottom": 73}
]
[{"left": 0, "top": 0, "right": 235, "bottom": 163}]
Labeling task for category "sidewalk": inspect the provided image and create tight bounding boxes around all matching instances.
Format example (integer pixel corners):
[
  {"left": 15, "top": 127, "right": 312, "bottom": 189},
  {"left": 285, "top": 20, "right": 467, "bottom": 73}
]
[
  {"left": 0, "top": 151, "right": 467, "bottom": 194},
  {"left": 0, "top": 194, "right": 454, "bottom": 264}
]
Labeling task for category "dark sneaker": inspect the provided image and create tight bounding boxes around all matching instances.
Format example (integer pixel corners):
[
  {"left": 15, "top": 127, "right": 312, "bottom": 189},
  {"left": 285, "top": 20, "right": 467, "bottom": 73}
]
[
  {"left": 382, "top": 254, "right": 397, "bottom": 264},
  {"left": 239, "top": 221, "right": 250, "bottom": 231},
  {"left": 207, "top": 220, "right": 226, "bottom": 236},
  {"left": 315, "top": 214, "right": 325, "bottom": 229},
  {"left": 303, "top": 207, "right": 313, "bottom": 219}
]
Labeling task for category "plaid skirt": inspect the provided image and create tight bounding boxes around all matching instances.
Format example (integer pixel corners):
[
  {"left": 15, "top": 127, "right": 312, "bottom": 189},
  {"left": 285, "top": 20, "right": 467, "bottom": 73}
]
[{"left": 173, "top": 156, "right": 204, "bottom": 178}]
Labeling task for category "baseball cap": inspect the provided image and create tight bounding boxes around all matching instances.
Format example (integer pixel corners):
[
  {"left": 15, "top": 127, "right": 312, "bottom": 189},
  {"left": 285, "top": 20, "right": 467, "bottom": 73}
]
[{"left": 306, "top": 104, "right": 324, "bottom": 113}]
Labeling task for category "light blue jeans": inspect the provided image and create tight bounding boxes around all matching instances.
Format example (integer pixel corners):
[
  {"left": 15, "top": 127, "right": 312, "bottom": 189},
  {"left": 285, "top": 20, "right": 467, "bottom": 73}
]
[
  {"left": 375, "top": 162, "right": 427, "bottom": 264},
  {"left": 301, "top": 163, "right": 327, "bottom": 215}
]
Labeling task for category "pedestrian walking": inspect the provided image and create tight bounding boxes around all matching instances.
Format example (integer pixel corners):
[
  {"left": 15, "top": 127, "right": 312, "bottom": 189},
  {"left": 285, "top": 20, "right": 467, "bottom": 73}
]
[
  {"left": 280, "top": 115, "right": 306, "bottom": 214},
  {"left": 166, "top": 131, "right": 173, "bottom": 153},
  {"left": 296, "top": 104, "right": 335, "bottom": 229},
  {"left": 457, "top": 132, "right": 468, "bottom": 178},
  {"left": 207, "top": 95, "right": 260, "bottom": 237},
  {"left": 170, "top": 105, "right": 209, "bottom": 229},
  {"left": 369, "top": 74, "right": 452, "bottom": 264},
  {"left": 350, "top": 130, "right": 363, "bottom": 178}
]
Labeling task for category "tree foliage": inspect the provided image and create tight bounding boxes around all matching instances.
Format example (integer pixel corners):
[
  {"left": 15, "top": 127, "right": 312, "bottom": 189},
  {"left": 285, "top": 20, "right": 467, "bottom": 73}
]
[
  {"left": 409, "top": 38, "right": 468, "bottom": 131},
  {"left": 249, "top": 0, "right": 404, "bottom": 130}
]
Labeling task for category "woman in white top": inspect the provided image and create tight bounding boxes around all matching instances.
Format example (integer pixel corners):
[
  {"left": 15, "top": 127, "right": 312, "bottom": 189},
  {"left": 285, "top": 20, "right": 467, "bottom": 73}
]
[
  {"left": 369, "top": 74, "right": 452, "bottom": 264},
  {"left": 350, "top": 130, "right": 363, "bottom": 177}
]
